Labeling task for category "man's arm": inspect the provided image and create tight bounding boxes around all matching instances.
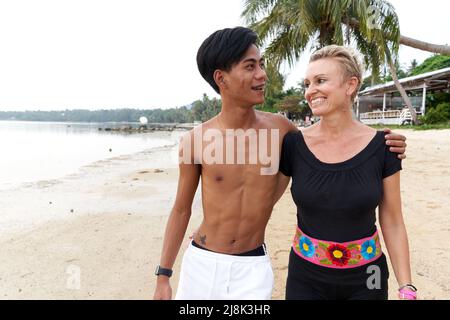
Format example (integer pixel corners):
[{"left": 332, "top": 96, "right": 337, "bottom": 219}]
[
  {"left": 384, "top": 128, "right": 407, "bottom": 160},
  {"left": 153, "top": 131, "right": 201, "bottom": 300},
  {"left": 273, "top": 172, "right": 290, "bottom": 206},
  {"left": 270, "top": 114, "right": 296, "bottom": 206}
]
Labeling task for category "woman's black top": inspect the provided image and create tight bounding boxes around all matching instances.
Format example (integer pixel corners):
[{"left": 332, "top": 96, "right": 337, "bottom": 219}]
[{"left": 279, "top": 130, "right": 402, "bottom": 284}]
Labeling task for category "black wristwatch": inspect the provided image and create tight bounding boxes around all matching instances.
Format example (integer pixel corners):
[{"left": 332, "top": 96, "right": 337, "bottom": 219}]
[{"left": 155, "top": 265, "right": 173, "bottom": 278}]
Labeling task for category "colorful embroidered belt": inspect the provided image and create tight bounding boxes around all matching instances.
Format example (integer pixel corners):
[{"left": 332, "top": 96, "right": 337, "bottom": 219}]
[{"left": 292, "top": 226, "right": 382, "bottom": 269}]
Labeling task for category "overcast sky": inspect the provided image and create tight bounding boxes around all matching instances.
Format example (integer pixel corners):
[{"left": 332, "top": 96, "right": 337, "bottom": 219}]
[{"left": 0, "top": 0, "right": 448, "bottom": 111}]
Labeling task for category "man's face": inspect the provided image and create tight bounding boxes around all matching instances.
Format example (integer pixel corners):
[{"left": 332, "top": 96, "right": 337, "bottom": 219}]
[{"left": 221, "top": 44, "right": 267, "bottom": 107}]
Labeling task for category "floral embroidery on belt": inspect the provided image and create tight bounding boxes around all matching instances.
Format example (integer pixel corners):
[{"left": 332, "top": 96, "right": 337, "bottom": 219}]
[{"left": 293, "top": 227, "right": 382, "bottom": 269}]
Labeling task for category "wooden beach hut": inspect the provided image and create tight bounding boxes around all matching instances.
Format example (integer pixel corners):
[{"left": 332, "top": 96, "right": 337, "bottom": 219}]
[{"left": 355, "top": 67, "right": 450, "bottom": 125}]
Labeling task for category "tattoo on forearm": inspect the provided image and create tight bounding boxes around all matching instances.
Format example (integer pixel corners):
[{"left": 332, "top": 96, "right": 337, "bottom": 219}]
[{"left": 200, "top": 235, "right": 206, "bottom": 245}]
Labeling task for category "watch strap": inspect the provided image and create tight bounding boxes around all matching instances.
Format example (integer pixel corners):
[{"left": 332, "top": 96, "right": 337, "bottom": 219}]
[{"left": 155, "top": 265, "right": 173, "bottom": 277}]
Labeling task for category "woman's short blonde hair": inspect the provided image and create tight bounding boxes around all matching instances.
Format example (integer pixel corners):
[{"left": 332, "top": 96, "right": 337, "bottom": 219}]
[{"left": 309, "top": 45, "right": 364, "bottom": 102}]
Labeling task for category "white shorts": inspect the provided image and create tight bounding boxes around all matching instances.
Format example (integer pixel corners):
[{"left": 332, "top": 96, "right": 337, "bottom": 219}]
[{"left": 175, "top": 242, "right": 274, "bottom": 300}]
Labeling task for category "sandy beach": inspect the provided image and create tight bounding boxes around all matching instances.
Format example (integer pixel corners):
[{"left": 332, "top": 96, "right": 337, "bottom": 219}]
[{"left": 0, "top": 129, "right": 449, "bottom": 300}]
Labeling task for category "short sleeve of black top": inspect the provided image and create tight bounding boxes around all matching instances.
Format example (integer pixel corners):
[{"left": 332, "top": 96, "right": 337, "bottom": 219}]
[{"left": 279, "top": 130, "right": 402, "bottom": 284}]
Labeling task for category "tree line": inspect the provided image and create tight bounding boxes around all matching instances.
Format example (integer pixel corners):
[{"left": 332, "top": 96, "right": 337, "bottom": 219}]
[{"left": 0, "top": 95, "right": 222, "bottom": 123}]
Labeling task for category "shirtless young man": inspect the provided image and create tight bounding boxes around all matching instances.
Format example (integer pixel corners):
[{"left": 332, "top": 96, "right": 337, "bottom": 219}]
[{"left": 153, "top": 27, "right": 406, "bottom": 300}]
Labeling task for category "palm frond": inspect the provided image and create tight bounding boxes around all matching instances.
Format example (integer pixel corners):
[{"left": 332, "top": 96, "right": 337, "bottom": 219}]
[
  {"left": 241, "top": 0, "right": 402, "bottom": 84},
  {"left": 241, "top": 0, "right": 278, "bottom": 25}
]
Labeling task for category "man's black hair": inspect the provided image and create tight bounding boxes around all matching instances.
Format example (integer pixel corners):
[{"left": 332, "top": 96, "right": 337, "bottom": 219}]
[{"left": 196, "top": 27, "right": 258, "bottom": 94}]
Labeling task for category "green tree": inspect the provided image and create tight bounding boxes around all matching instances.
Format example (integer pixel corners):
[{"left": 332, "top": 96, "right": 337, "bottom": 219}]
[
  {"left": 0, "top": 107, "right": 194, "bottom": 123},
  {"left": 263, "top": 61, "right": 286, "bottom": 104},
  {"left": 276, "top": 95, "right": 303, "bottom": 112},
  {"left": 409, "top": 54, "right": 450, "bottom": 76},
  {"left": 420, "top": 103, "right": 450, "bottom": 124},
  {"left": 383, "top": 58, "right": 407, "bottom": 82},
  {"left": 191, "top": 94, "right": 221, "bottom": 122},
  {"left": 274, "top": 85, "right": 310, "bottom": 118},
  {"left": 407, "top": 59, "right": 418, "bottom": 75}
]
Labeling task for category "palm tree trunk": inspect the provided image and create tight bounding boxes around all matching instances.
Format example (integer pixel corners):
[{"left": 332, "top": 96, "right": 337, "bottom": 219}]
[
  {"left": 348, "top": 18, "right": 450, "bottom": 55},
  {"left": 385, "top": 48, "right": 418, "bottom": 124},
  {"left": 400, "top": 35, "right": 450, "bottom": 56}
]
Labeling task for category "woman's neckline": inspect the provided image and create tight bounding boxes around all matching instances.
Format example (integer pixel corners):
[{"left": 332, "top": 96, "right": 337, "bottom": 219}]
[{"left": 295, "top": 130, "right": 384, "bottom": 170}]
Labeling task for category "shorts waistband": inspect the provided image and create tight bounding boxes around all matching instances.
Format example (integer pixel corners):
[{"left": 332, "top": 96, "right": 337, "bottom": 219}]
[
  {"left": 188, "top": 241, "right": 270, "bottom": 263},
  {"left": 192, "top": 240, "right": 267, "bottom": 256},
  {"left": 292, "top": 226, "right": 382, "bottom": 269}
]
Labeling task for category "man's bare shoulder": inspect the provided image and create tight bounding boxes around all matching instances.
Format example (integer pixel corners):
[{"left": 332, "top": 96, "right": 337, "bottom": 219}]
[{"left": 256, "top": 111, "right": 298, "bottom": 132}]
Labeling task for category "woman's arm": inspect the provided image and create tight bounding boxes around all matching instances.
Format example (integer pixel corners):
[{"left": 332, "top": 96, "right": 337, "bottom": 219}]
[{"left": 379, "top": 172, "right": 414, "bottom": 295}]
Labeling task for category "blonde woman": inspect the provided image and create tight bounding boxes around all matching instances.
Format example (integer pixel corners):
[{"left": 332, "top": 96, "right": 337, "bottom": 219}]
[{"left": 279, "top": 45, "right": 416, "bottom": 300}]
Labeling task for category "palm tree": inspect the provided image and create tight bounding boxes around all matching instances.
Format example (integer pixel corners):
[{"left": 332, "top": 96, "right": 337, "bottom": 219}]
[
  {"left": 242, "top": 0, "right": 444, "bottom": 123},
  {"left": 263, "top": 61, "right": 286, "bottom": 99},
  {"left": 408, "top": 59, "right": 418, "bottom": 75},
  {"left": 399, "top": 35, "right": 450, "bottom": 56},
  {"left": 346, "top": 18, "right": 450, "bottom": 55}
]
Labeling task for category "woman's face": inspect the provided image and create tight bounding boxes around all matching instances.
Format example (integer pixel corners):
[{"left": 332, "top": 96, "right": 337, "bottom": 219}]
[{"left": 304, "top": 58, "right": 356, "bottom": 117}]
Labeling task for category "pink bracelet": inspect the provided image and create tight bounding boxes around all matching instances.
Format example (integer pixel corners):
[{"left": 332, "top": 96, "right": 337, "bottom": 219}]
[{"left": 398, "top": 287, "right": 417, "bottom": 300}]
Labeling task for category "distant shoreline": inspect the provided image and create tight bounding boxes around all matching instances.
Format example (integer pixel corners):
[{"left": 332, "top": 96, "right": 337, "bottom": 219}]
[
  {"left": 0, "top": 107, "right": 196, "bottom": 125},
  {"left": 0, "top": 119, "right": 195, "bottom": 132},
  {"left": 0, "top": 119, "right": 195, "bottom": 126}
]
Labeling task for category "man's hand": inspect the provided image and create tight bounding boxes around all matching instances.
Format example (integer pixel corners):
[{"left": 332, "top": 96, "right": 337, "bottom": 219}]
[
  {"left": 153, "top": 277, "right": 172, "bottom": 300},
  {"left": 383, "top": 128, "right": 407, "bottom": 160}
]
